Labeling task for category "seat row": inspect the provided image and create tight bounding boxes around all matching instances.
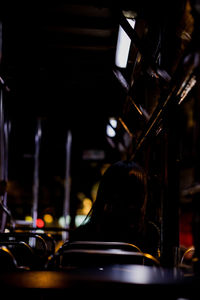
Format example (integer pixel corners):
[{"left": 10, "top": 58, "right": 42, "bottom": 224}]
[{"left": 0, "top": 231, "right": 56, "bottom": 270}]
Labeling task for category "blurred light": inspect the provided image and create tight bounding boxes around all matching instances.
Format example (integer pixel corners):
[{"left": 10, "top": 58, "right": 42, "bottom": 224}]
[
  {"left": 36, "top": 229, "right": 44, "bottom": 234},
  {"left": 83, "top": 197, "right": 92, "bottom": 214},
  {"left": 58, "top": 217, "right": 65, "bottom": 227},
  {"left": 58, "top": 215, "right": 70, "bottom": 227},
  {"left": 76, "top": 197, "right": 92, "bottom": 216},
  {"left": 25, "top": 216, "right": 33, "bottom": 222},
  {"left": 91, "top": 182, "right": 99, "bottom": 201},
  {"left": 178, "top": 75, "right": 196, "bottom": 105},
  {"left": 109, "top": 117, "right": 117, "bottom": 128},
  {"left": 115, "top": 18, "right": 136, "bottom": 68},
  {"left": 77, "top": 192, "right": 86, "bottom": 201},
  {"left": 44, "top": 213, "right": 53, "bottom": 224},
  {"left": 36, "top": 218, "right": 44, "bottom": 228},
  {"left": 106, "top": 124, "right": 116, "bottom": 137},
  {"left": 82, "top": 149, "right": 105, "bottom": 160},
  {"left": 75, "top": 215, "right": 86, "bottom": 227},
  {"left": 113, "top": 69, "right": 130, "bottom": 91}
]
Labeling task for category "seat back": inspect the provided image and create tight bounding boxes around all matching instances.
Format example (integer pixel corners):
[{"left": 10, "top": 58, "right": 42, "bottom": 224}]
[
  {"left": 62, "top": 240, "right": 142, "bottom": 252},
  {"left": 0, "top": 247, "right": 18, "bottom": 271},
  {"left": 56, "top": 241, "right": 160, "bottom": 269},
  {"left": 0, "top": 232, "right": 55, "bottom": 269}
]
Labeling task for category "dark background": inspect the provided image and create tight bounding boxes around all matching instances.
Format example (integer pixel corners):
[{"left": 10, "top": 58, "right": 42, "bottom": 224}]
[{"left": 0, "top": 0, "right": 196, "bottom": 233}]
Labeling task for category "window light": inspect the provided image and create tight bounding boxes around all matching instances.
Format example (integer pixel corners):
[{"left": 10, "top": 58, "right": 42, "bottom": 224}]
[{"left": 115, "top": 18, "right": 136, "bottom": 68}]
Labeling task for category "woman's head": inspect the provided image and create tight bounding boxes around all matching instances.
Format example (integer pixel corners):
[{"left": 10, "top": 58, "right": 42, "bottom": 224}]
[{"left": 89, "top": 160, "right": 148, "bottom": 232}]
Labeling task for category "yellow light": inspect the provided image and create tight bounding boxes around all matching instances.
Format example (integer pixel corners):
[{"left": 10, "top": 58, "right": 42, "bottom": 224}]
[
  {"left": 83, "top": 197, "right": 92, "bottom": 208},
  {"left": 43, "top": 214, "right": 53, "bottom": 224},
  {"left": 77, "top": 197, "right": 92, "bottom": 215},
  {"left": 25, "top": 216, "right": 33, "bottom": 222}
]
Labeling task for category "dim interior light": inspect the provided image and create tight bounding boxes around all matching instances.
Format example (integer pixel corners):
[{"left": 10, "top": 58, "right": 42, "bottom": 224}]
[{"left": 115, "top": 18, "right": 136, "bottom": 68}]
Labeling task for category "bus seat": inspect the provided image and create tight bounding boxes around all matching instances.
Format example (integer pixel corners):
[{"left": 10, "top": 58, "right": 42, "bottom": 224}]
[
  {"left": 53, "top": 241, "right": 160, "bottom": 269},
  {"left": 0, "top": 246, "right": 18, "bottom": 271}
]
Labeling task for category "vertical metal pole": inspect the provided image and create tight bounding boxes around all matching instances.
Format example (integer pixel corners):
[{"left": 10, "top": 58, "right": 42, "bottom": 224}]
[
  {"left": 0, "top": 21, "right": 2, "bottom": 66},
  {"left": 1, "top": 121, "right": 11, "bottom": 227},
  {"left": 160, "top": 105, "right": 180, "bottom": 267},
  {"left": 0, "top": 22, "right": 12, "bottom": 232},
  {"left": 0, "top": 20, "right": 4, "bottom": 182},
  {"left": 192, "top": 85, "right": 200, "bottom": 274},
  {"left": 63, "top": 130, "right": 72, "bottom": 240},
  {"left": 0, "top": 89, "right": 6, "bottom": 232},
  {"left": 0, "top": 90, "right": 4, "bottom": 180},
  {"left": 32, "top": 119, "right": 42, "bottom": 228}
]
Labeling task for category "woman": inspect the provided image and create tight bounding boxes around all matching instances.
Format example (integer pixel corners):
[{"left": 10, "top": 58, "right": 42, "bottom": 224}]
[{"left": 69, "top": 160, "right": 160, "bottom": 257}]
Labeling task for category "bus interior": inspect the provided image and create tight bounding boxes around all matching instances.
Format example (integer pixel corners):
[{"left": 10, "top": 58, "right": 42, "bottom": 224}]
[{"left": 0, "top": 0, "right": 200, "bottom": 298}]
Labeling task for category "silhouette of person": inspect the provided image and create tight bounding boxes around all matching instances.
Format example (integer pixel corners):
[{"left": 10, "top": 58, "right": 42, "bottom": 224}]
[{"left": 69, "top": 160, "right": 160, "bottom": 257}]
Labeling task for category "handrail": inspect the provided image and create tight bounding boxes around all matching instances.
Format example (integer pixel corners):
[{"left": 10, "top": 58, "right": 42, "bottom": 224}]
[
  {"left": 59, "top": 248, "right": 160, "bottom": 267},
  {"left": 180, "top": 246, "right": 195, "bottom": 265},
  {"left": 0, "top": 241, "right": 35, "bottom": 269},
  {"left": 0, "top": 246, "right": 18, "bottom": 270},
  {"left": 0, "top": 241, "right": 34, "bottom": 254},
  {"left": 0, "top": 232, "right": 48, "bottom": 256},
  {"left": 62, "top": 240, "right": 142, "bottom": 253},
  {"left": 57, "top": 240, "right": 160, "bottom": 268}
]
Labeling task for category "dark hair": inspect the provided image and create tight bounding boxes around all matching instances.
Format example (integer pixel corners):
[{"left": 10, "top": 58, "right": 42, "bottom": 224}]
[
  {"left": 74, "top": 160, "right": 149, "bottom": 242},
  {"left": 69, "top": 160, "right": 160, "bottom": 256},
  {"left": 89, "top": 160, "right": 147, "bottom": 220}
]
